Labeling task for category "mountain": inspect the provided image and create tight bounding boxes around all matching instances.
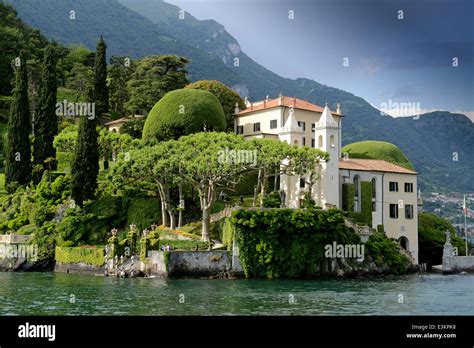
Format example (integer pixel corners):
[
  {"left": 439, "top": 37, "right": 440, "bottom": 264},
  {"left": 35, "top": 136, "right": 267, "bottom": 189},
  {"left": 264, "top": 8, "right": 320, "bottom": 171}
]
[{"left": 5, "top": 0, "right": 474, "bottom": 194}]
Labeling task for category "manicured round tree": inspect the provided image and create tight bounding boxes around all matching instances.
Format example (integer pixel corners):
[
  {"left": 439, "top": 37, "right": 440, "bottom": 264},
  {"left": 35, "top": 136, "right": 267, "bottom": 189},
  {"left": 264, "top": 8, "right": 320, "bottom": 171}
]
[
  {"left": 341, "top": 140, "right": 415, "bottom": 170},
  {"left": 185, "top": 80, "right": 245, "bottom": 131},
  {"left": 142, "top": 88, "right": 226, "bottom": 142}
]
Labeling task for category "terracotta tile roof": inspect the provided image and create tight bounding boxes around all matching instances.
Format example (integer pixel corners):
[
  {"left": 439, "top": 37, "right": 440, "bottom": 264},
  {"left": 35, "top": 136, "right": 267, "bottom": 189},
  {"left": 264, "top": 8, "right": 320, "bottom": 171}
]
[
  {"left": 236, "top": 96, "right": 341, "bottom": 116},
  {"left": 104, "top": 115, "right": 144, "bottom": 126},
  {"left": 339, "top": 158, "right": 418, "bottom": 175}
]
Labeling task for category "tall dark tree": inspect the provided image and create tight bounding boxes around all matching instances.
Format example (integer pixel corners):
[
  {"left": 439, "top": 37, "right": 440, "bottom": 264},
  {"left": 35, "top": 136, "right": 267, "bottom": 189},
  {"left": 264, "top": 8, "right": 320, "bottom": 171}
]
[
  {"left": 70, "top": 88, "right": 99, "bottom": 207},
  {"left": 5, "top": 49, "right": 32, "bottom": 192},
  {"left": 108, "top": 56, "right": 134, "bottom": 118},
  {"left": 93, "top": 35, "right": 109, "bottom": 117},
  {"left": 33, "top": 45, "right": 58, "bottom": 180}
]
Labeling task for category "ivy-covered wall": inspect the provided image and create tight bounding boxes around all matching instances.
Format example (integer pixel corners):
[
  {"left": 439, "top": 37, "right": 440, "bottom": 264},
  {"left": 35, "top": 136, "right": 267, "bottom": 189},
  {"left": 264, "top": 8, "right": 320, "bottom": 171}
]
[
  {"left": 342, "top": 183, "right": 355, "bottom": 212},
  {"left": 344, "top": 180, "right": 372, "bottom": 227},
  {"left": 55, "top": 246, "right": 105, "bottom": 266}
]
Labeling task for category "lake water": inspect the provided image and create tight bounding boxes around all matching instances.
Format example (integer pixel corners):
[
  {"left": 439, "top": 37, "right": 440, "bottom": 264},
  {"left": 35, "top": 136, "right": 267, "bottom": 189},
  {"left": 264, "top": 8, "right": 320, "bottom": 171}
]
[{"left": 1, "top": 272, "right": 473, "bottom": 315}]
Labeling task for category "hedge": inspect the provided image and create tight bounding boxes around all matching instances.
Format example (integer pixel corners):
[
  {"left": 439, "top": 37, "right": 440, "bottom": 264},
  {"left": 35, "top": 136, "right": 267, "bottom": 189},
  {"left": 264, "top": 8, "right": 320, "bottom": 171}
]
[
  {"left": 341, "top": 183, "right": 355, "bottom": 212},
  {"left": 55, "top": 246, "right": 105, "bottom": 266},
  {"left": 150, "top": 239, "right": 208, "bottom": 251}
]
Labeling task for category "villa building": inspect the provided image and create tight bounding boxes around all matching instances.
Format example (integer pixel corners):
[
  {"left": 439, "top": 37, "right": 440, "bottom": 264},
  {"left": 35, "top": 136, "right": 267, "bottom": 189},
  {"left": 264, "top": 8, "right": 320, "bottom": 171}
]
[{"left": 234, "top": 95, "right": 420, "bottom": 264}]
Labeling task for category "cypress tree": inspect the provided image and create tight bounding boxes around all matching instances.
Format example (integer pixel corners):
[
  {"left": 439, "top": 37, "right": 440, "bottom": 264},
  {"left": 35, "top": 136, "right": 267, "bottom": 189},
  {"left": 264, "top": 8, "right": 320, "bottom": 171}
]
[
  {"left": 94, "top": 35, "right": 109, "bottom": 117},
  {"left": 5, "top": 49, "right": 32, "bottom": 192},
  {"left": 70, "top": 88, "right": 99, "bottom": 207},
  {"left": 33, "top": 45, "right": 58, "bottom": 180}
]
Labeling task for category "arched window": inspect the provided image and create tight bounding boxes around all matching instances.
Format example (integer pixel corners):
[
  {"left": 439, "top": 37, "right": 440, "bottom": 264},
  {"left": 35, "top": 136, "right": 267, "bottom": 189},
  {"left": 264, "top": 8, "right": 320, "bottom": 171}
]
[
  {"left": 293, "top": 139, "right": 298, "bottom": 145},
  {"left": 318, "top": 135, "right": 323, "bottom": 148},
  {"left": 329, "top": 134, "right": 335, "bottom": 148},
  {"left": 354, "top": 175, "right": 360, "bottom": 212}
]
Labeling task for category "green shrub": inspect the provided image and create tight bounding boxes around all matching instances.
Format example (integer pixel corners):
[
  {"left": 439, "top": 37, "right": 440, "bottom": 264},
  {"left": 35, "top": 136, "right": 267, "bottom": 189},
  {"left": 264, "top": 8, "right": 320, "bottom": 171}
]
[
  {"left": 262, "top": 191, "right": 281, "bottom": 208},
  {"left": 365, "top": 232, "right": 409, "bottom": 274},
  {"left": 33, "top": 206, "right": 55, "bottom": 226},
  {"left": 221, "top": 217, "right": 235, "bottom": 250},
  {"left": 55, "top": 246, "right": 105, "bottom": 266},
  {"left": 377, "top": 224, "right": 384, "bottom": 233},
  {"left": 126, "top": 197, "right": 162, "bottom": 232},
  {"left": 142, "top": 88, "right": 226, "bottom": 142},
  {"left": 150, "top": 239, "right": 208, "bottom": 251}
]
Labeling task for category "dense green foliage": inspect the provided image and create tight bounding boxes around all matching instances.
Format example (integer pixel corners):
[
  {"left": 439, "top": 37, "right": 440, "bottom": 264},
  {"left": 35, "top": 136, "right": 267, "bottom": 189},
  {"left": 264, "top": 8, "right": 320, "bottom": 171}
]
[
  {"left": 232, "top": 208, "right": 410, "bottom": 278},
  {"left": 5, "top": 50, "right": 32, "bottom": 192},
  {"left": 185, "top": 80, "right": 245, "bottom": 131},
  {"left": 341, "top": 183, "right": 355, "bottom": 212},
  {"left": 262, "top": 191, "right": 281, "bottom": 208},
  {"left": 418, "top": 212, "right": 468, "bottom": 266},
  {"left": 142, "top": 89, "right": 226, "bottom": 142},
  {"left": 232, "top": 208, "right": 364, "bottom": 278},
  {"left": 342, "top": 141, "right": 415, "bottom": 170},
  {"left": 365, "top": 232, "right": 410, "bottom": 274},
  {"left": 220, "top": 217, "right": 235, "bottom": 251},
  {"left": 93, "top": 36, "right": 109, "bottom": 117},
  {"left": 33, "top": 45, "right": 59, "bottom": 177},
  {"left": 126, "top": 55, "right": 189, "bottom": 115},
  {"left": 55, "top": 246, "right": 104, "bottom": 266},
  {"left": 108, "top": 56, "right": 133, "bottom": 118},
  {"left": 349, "top": 181, "right": 373, "bottom": 226},
  {"left": 70, "top": 89, "right": 99, "bottom": 206},
  {"left": 0, "top": 3, "right": 48, "bottom": 95}
]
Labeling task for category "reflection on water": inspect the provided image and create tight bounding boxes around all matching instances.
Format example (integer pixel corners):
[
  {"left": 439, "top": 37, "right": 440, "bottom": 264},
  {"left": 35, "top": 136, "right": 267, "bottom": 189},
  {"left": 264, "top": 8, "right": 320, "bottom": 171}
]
[{"left": 0, "top": 272, "right": 473, "bottom": 315}]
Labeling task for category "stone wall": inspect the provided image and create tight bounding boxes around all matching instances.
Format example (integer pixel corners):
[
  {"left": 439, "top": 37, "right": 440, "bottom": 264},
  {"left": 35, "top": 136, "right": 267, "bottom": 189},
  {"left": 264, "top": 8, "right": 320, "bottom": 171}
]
[
  {"left": 147, "top": 250, "right": 243, "bottom": 277},
  {"left": 54, "top": 261, "right": 103, "bottom": 275},
  {"left": 442, "top": 256, "right": 474, "bottom": 274},
  {"left": 442, "top": 240, "right": 474, "bottom": 274}
]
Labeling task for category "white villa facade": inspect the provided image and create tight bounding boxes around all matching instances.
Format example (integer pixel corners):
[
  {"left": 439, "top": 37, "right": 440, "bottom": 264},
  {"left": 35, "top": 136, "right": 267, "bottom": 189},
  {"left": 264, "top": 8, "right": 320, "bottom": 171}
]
[{"left": 234, "top": 95, "right": 420, "bottom": 264}]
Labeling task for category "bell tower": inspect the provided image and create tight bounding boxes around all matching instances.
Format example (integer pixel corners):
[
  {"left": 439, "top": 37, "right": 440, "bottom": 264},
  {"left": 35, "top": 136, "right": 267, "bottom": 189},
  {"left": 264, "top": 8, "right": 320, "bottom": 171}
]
[{"left": 314, "top": 104, "right": 340, "bottom": 208}]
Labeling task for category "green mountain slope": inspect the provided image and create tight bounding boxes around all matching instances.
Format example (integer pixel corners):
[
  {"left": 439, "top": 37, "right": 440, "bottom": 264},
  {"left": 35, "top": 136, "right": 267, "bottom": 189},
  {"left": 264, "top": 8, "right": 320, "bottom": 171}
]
[{"left": 6, "top": 0, "right": 473, "bottom": 194}]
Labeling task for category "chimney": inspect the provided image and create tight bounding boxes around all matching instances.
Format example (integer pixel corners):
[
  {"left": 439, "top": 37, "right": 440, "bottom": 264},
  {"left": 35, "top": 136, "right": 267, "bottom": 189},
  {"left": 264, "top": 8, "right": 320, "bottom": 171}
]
[
  {"left": 278, "top": 93, "right": 283, "bottom": 105},
  {"left": 336, "top": 103, "right": 341, "bottom": 114}
]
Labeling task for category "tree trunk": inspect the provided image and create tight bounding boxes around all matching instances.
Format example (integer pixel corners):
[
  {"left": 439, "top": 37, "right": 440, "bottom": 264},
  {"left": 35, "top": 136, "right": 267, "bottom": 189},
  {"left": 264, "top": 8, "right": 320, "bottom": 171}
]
[
  {"left": 260, "top": 170, "right": 268, "bottom": 207},
  {"left": 253, "top": 168, "right": 262, "bottom": 207},
  {"left": 202, "top": 207, "right": 210, "bottom": 242},
  {"left": 169, "top": 211, "right": 176, "bottom": 230},
  {"left": 161, "top": 200, "right": 169, "bottom": 227}
]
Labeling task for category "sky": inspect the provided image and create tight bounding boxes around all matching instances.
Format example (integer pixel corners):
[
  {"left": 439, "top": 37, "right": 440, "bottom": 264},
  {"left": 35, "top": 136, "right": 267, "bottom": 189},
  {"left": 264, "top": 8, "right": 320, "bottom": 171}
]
[{"left": 167, "top": 0, "right": 474, "bottom": 120}]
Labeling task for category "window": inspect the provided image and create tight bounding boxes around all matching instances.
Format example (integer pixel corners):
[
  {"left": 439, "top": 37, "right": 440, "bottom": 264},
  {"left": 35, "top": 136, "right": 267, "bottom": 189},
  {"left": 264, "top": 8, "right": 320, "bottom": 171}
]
[
  {"left": 329, "top": 135, "right": 335, "bottom": 148},
  {"left": 298, "top": 121, "right": 306, "bottom": 131},
  {"left": 311, "top": 138, "right": 315, "bottom": 147},
  {"left": 300, "top": 178, "right": 305, "bottom": 188},
  {"left": 389, "top": 182, "right": 398, "bottom": 192},
  {"left": 404, "top": 183, "right": 413, "bottom": 193},
  {"left": 253, "top": 122, "right": 260, "bottom": 132},
  {"left": 302, "top": 137, "right": 306, "bottom": 146},
  {"left": 236, "top": 125, "right": 243, "bottom": 134},
  {"left": 389, "top": 204, "right": 399, "bottom": 218},
  {"left": 270, "top": 119, "right": 277, "bottom": 129},
  {"left": 318, "top": 135, "right": 323, "bottom": 148},
  {"left": 405, "top": 204, "right": 414, "bottom": 219},
  {"left": 311, "top": 123, "right": 316, "bottom": 132},
  {"left": 372, "top": 201, "right": 376, "bottom": 212}
]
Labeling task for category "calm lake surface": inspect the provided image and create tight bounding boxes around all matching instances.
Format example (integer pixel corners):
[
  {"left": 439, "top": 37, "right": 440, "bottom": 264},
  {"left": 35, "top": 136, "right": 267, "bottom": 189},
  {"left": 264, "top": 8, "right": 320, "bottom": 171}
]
[{"left": 1, "top": 272, "right": 473, "bottom": 315}]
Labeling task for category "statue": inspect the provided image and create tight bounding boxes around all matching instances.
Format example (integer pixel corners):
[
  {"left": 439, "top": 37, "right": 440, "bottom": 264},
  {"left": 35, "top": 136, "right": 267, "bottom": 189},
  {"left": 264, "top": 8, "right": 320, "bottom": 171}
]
[
  {"left": 445, "top": 230, "right": 451, "bottom": 244},
  {"left": 280, "top": 190, "right": 286, "bottom": 208}
]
